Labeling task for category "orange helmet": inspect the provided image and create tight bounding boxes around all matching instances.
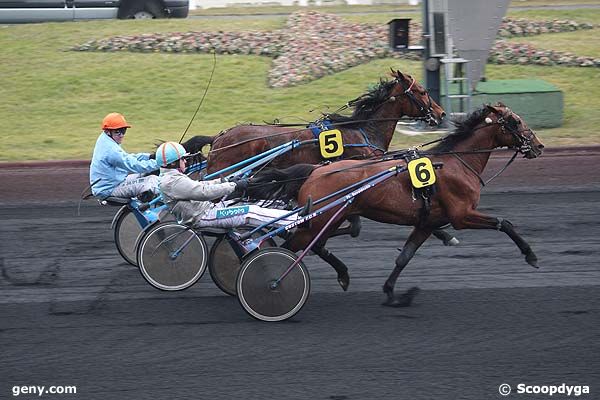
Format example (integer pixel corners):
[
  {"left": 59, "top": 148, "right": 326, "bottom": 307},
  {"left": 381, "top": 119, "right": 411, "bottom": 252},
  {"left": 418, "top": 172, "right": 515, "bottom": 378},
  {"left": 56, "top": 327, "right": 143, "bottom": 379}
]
[{"left": 102, "top": 113, "right": 131, "bottom": 130}]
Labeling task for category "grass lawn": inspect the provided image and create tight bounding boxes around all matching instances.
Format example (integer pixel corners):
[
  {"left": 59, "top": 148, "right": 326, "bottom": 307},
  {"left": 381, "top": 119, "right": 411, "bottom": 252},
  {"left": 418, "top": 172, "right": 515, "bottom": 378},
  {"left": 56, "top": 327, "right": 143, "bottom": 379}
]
[
  {"left": 507, "top": 30, "right": 600, "bottom": 58},
  {"left": 1, "top": 6, "right": 599, "bottom": 161}
]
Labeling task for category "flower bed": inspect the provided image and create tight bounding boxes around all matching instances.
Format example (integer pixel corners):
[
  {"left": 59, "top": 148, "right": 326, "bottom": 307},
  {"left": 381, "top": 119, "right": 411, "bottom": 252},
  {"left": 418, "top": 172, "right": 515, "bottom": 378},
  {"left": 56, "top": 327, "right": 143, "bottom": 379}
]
[
  {"left": 497, "top": 18, "right": 594, "bottom": 38},
  {"left": 490, "top": 40, "right": 600, "bottom": 67},
  {"left": 72, "top": 11, "right": 598, "bottom": 87}
]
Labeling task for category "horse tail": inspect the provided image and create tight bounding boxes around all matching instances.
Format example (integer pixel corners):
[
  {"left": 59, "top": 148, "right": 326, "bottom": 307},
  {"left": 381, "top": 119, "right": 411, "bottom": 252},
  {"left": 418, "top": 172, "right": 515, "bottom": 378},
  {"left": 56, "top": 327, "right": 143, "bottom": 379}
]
[
  {"left": 248, "top": 164, "right": 317, "bottom": 203},
  {"left": 181, "top": 135, "right": 214, "bottom": 154}
]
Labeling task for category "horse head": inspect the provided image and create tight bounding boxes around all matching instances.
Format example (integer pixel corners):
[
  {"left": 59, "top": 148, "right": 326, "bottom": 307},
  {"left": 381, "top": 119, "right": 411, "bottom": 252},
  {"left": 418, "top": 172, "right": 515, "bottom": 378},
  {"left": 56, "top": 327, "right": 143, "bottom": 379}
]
[
  {"left": 390, "top": 69, "right": 446, "bottom": 126},
  {"left": 484, "top": 103, "right": 544, "bottom": 159}
]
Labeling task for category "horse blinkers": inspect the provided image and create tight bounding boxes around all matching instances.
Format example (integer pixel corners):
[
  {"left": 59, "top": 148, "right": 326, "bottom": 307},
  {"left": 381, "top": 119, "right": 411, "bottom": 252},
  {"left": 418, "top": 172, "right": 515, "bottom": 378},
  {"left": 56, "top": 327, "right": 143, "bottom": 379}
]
[{"left": 487, "top": 107, "right": 542, "bottom": 158}]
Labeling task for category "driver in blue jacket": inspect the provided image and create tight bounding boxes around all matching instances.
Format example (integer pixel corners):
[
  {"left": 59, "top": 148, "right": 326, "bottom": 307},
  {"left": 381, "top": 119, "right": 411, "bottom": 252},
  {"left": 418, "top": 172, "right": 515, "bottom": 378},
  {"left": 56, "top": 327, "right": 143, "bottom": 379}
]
[{"left": 90, "top": 112, "right": 159, "bottom": 199}]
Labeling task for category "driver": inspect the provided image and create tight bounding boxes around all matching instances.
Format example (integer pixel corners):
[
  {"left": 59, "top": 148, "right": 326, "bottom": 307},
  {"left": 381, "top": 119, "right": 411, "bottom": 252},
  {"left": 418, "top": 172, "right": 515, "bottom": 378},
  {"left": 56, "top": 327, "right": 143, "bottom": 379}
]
[
  {"left": 156, "top": 141, "right": 311, "bottom": 229},
  {"left": 90, "top": 112, "right": 159, "bottom": 199}
]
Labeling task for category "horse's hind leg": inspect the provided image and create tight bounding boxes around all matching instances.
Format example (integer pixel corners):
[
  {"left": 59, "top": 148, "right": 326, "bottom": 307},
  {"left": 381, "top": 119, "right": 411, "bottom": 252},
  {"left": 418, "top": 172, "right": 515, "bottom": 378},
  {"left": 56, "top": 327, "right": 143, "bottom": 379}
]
[
  {"left": 455, "top": 211, "right": 538, "bottom": 268},
  {"left": 432, "top": 228, "right": 460, "bottom": 246},
  {"left": 328, "top": 215, "right": 362, "bottom": 238},
  {"left": 383, "top": 227, "right": 432, "bottom": 307},
  {"left": 283, "top": 228, "right": 350, "bottom": 291},
  {"left": 312, "top": 245, "right": 350, "bottom": 291}
]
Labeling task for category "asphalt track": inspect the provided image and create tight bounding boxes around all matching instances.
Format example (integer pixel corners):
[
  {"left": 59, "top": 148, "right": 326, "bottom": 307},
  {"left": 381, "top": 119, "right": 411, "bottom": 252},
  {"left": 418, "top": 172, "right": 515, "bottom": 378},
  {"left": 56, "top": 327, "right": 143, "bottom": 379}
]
[{"left": 1, "top": 148, "right": 599, "bottom": 399}]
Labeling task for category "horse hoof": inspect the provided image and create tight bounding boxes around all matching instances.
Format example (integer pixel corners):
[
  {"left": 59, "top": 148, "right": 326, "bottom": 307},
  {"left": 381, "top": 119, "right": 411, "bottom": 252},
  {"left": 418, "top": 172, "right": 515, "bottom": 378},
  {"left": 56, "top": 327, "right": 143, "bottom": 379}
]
[
  {"left": 444, "top": 237, "right": 460, "bottom": 246},
  {"left": 381, "top": 286, "right": 420, "bottom": 307},
  {"left": 382, "top": 296, "right": 412, "bottom": 308},
  {"left": 338, "top": 273, "right": 350, "bottom": 292},
  {"left": 526, "top": 252, "right": 538, "bottom": 268}
]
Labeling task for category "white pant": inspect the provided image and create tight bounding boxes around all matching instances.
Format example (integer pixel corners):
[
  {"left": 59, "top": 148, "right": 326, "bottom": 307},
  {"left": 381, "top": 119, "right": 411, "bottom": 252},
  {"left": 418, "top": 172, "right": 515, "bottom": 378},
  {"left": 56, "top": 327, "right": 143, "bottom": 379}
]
[
  {"left": 193, "top": 204, "right": 298, "bottom": 229},
  {"left": 110, "top": 174, "right": 159, "bottom": 199}
]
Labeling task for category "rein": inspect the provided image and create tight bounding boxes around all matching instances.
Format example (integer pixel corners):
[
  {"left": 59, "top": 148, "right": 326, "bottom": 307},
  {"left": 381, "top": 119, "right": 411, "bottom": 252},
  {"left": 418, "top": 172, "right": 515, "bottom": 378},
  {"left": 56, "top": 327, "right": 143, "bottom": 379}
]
[
  {"left": 446, "top": 150, "right": 519, "bottom": 187},
  {"left": 178, "top": 50, "right": 217, "bottom": 144},
  {"left": 207, "top": 117, "right": 408, "bottom": 154}
]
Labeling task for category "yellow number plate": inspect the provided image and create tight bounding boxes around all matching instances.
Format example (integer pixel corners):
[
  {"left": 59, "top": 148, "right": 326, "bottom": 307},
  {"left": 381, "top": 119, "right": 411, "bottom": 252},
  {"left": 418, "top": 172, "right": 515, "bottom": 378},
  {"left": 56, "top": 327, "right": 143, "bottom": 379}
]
[
  {"left": 408, "top": 157, "right": 436, "bottom": 188},
  {"left": 319, "top": 129, "right": 344, "bottom": 159}
]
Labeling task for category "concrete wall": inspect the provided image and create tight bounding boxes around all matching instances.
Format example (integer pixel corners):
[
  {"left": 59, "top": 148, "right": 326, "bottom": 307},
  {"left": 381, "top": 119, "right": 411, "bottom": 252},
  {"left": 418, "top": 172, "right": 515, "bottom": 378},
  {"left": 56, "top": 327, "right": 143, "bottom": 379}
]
[{"left": 443, "top": 79, "right": 564, "bottom": 129}]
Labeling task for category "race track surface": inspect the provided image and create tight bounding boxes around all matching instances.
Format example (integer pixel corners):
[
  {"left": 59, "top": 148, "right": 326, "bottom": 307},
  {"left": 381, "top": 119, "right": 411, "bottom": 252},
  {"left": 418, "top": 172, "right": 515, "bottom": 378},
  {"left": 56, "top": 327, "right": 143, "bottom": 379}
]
[{"left": 1, "top": 148, "right": 599, "bottom": 399}]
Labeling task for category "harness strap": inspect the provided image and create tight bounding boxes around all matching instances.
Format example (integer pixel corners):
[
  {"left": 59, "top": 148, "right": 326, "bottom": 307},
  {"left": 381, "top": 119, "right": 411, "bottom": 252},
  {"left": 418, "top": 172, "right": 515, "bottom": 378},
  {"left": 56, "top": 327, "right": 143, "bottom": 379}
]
[
  {"left": 342, "top": 129, "right": 386, "bottom": 154},
  {"left": 452, "top": 153, "right": 487, "bottom": 187},
  {"left": 484, "top": 150, "right": 519, "bottom": 185}
]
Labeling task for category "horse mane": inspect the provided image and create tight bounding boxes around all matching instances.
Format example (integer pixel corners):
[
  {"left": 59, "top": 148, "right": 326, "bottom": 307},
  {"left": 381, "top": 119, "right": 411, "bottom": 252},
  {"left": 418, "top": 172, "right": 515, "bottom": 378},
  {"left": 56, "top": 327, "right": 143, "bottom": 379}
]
[
  {"left": 247, "top": 164, "right": 317, "bottom": 204},
  {"left": 430, "top": 106, "right": 490, "bottom": 152},
  {"left": 326, "top": 79, "right": 396, "bottom": 127},
  {"left": 153, "top": 135, "right": 214, "bottom": 154},
  {"left": 180, "top": 135, "right": 214, "bottom": 154}
]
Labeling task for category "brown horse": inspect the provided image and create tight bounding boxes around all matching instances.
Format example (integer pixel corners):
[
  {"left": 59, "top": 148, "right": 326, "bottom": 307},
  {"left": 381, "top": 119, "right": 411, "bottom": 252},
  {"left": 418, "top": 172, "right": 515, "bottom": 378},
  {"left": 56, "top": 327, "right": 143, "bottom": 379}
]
[
  {"left": 205, "top": 69, "right": 445, "bottom": 174},
  {"left": 181, "top": 70, "right": 453, "bottom": 290},
  {"left": 203, "top": 69, "right": 454, "bottom": 256},
  {"left": 249, "top": 104, "right": 545, "bottom": 306}
]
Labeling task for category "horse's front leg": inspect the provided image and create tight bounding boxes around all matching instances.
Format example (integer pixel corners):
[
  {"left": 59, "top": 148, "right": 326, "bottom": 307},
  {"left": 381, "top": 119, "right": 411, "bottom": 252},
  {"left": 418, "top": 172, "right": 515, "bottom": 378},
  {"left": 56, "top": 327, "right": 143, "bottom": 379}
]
[
  {"left": 454, "top": 211, "right": 538, "bottom": 268},
  {"left": 432, "top": 228, "right": 460, "bottom": 246},
  {"left": 383, "top": 226, "right": 432, "bottom": 307}
]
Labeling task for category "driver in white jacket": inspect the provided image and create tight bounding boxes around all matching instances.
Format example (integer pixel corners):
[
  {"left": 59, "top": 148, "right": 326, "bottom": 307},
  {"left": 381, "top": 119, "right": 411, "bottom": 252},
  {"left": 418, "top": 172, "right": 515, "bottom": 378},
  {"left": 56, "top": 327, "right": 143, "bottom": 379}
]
[{"left": 157, "top": 142, "right": 309, "bottom": 229}]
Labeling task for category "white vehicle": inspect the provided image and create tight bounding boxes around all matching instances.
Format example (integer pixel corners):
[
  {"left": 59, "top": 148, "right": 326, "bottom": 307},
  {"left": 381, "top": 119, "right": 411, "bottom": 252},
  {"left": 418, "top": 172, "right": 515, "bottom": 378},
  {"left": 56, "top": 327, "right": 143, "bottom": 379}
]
[{"left": 0, "top": 0, "right": 188, "bottom": 23}]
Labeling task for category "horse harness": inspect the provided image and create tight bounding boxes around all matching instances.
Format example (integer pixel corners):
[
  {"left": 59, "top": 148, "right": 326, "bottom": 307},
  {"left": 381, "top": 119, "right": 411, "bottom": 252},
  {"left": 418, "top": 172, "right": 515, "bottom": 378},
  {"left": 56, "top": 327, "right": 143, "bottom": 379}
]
[
  {"left": 401, "top": 148, "right": 444, "bottom": 224},
  {"left": 397, "top": 77, "right": 437, "bottom": 126},
  {"left": 388, "top": 107, "right": 529, "bottom": 222},
  {"left": 309, "top": 121, "right": 386, "bottom": 155},
  {"left": 449, "top": 108, "right": 535, "bottom": 187},
  {"left": 307, "top": 77, "right": 437, "bottom": 159}
]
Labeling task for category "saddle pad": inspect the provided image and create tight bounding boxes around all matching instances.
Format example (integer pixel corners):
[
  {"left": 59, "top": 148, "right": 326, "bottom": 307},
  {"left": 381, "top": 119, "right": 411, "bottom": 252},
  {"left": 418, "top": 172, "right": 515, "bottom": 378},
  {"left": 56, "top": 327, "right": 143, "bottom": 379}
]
[{"left": 308, "top": 120, "right": 333, "bottom": 138}]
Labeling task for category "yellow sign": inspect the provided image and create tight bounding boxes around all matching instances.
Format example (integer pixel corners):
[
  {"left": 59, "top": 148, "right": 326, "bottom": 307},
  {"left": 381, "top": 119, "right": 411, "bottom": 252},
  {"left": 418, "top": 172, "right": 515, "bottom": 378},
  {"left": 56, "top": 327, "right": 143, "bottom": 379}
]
[
  {"left": 408, "top": 157, "right": 436, "bottom": 188},
  {"left": 319, "top": 129, "right": 344, "bottom": 158}
]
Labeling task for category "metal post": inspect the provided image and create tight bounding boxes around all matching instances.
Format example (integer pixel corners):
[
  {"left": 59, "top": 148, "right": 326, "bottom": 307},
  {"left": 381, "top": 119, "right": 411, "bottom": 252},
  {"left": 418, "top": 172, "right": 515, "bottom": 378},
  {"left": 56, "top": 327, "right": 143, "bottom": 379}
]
[{"left": 423, "top": 0, "right": 441, "bottom": 105}]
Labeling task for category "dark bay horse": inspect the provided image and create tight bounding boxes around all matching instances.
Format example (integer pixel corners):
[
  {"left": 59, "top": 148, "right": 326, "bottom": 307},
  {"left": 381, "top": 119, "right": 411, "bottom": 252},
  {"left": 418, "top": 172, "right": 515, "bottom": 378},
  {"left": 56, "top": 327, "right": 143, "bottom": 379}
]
[
  {"left": 205, "top": 70, "right": 445, "bottom": 173},
  {"left": 249, "top": 104, "right": 545, "bottom": 305},
  {"left": 203, "top": 69, "right": 454, "bottom": 245},
  {"left": 178, "top": 70, "right": 454, "bottom": 290}
]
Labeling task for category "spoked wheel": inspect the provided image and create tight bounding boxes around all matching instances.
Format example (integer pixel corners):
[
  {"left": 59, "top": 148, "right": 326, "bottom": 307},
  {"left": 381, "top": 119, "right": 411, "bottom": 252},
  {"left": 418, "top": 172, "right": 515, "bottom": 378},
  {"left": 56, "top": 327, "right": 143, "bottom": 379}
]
[
  {"left": 114, "top": 207, "right": 172, "bottom": 267},
  {"left": 137, "top": 222, "right": 208, "bottom": 291},
  {"left": 208, "top": 232, "right": 277, "bottom": 296},
  {"left": 113, "top": 207, "right": 141, "bottom": 266},
  {"left": 237, "top": 248, "right": 310, "bottom": 322}
]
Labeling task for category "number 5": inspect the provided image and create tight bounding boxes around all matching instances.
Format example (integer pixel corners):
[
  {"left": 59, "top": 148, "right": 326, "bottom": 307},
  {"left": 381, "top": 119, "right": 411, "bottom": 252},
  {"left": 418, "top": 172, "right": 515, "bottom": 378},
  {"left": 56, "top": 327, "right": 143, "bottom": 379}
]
[{"left": 319, "top": 129, "right": 344, "bottom": 158}]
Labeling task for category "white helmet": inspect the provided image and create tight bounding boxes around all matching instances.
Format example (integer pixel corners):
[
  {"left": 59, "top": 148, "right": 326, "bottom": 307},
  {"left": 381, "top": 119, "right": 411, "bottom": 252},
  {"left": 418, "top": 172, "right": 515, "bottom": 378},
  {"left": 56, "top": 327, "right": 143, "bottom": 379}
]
[{"left": 155, "top": 141, "right": 188, "bottom": 167}]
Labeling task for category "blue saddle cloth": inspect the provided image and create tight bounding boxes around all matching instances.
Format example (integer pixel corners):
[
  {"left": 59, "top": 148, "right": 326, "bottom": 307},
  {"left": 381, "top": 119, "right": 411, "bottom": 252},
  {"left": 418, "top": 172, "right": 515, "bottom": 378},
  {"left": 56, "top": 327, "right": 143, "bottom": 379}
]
[{"left": 308, "top": 120, "right": 333, "bottom": 138}]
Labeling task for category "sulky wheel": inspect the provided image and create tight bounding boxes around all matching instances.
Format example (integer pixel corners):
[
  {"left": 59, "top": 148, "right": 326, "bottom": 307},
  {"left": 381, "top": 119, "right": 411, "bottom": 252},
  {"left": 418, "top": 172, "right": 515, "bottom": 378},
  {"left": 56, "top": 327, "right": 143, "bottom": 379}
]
[
  {"left": 137, "top": 222, "right": 208, "bottom": 291},
  {"left": 113, "top": 206, "right": 141, "bottom": 267},
  {"left": 114, "top": 206, "right": 173, "bottom": 267},
  {"left": 208, "top": 232, "right": 277, "bottom": 296},
  {"left": 237, "top": 248, "right": 310, "bottom": 322}
]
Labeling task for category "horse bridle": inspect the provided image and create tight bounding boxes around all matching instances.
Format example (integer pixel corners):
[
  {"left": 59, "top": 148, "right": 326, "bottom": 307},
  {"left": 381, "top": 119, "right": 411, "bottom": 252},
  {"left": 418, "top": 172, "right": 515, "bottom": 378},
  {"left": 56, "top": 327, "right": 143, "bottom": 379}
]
[
  {"left": 490, "top": 108, "right": 535, "bottom": 155},
  {"left": 396, "top": 76, "right": 437, "bottom": 125},
  {"left": 428, "top": 106, "right": 537, "bottom": 187}
]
